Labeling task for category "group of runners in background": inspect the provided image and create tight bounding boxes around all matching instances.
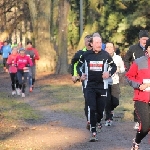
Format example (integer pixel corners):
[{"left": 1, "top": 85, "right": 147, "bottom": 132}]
[
  {"left": 0, "top": 40, "right": 39, "bottom": 98},
  {"left": 71, "top": 30, "right": 150, "bottom": 150}
]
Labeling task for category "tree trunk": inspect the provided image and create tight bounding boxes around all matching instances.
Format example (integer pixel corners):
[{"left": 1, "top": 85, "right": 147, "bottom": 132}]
[
  {"left": 27, "top": 0, "right": 56, "bottom": 73},
  {"left": 55, "top": 0, "right": 70, "bottom": 74}
]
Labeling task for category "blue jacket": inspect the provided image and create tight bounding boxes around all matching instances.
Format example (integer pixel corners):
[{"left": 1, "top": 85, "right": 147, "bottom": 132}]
[
  {"left": 102, "top": 43, "right": 106, "bottom": 50},
  {"left": 1, "top": 45, "right": 11, "bottom": 58}
]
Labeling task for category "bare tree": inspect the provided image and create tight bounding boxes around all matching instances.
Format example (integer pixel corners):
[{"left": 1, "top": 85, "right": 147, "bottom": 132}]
[
  {"left": 26, "top": 0, "right": 56, "bottom": 73},
  {"left": 56, "top": 0, "right": 70, "bottom": 74}
]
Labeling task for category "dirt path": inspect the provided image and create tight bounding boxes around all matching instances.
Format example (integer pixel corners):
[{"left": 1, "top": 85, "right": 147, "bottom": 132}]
[{"left": 0, "top": 70, "right": 150, "bottom": 150}]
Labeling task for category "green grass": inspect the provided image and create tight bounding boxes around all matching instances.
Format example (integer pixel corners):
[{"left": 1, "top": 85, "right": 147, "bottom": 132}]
[
  {"left": 0, "top": 92, "right": 42, "bottom": 122},
  {"left": 0, "top": 79, "right": 134, "bottom": 125},
  {"left": 41, "top": 83, "right": 134, "bottom": 121},
  {"left": 42, "top": 84, "right": 85, "bottom": 118},
  {"left": 116, "top": 85, "right": 134, "bottom": 121},
  {"left": 0, "top": 92, "right": 42, "bottom": 141}
]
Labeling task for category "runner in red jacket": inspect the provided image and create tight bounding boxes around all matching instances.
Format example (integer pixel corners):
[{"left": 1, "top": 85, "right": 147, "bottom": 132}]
[
  {"left": 15, "top": 48, "right": 33, "bottom": 98},
  {"left": 7, "top": 46, "right": 19, "bottom": 95},
  {"left": 26, "top": 41, "right": 40, "bottom": 92},
  {"left": 124, "top": 30, "right": 149, "bottom": 130},
  {"left": 0, "top": 40, "right": 4, "bottom": 52},
  {"left": 126, "top": 38, "right": 150, "bottom": 150}
]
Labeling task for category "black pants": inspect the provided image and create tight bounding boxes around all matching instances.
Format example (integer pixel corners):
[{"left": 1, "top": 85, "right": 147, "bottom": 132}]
[
  {"left": 134, "top": 109, "right": 138, "bottom": 122},
  {"left": 85, "top": 87, "right": 107, "bottom": 132},
  {"left": 105, "top": 84, "right": 120, "bottom": 120},
  {"left": 134, "top": 101, "right": 150, "bottom": 144},
  {"left": 82, "top": 81, "right": 88, "bottom": 121},
  {"left": 3, "top": 58, "right": 8, "bottom": 68},
  {"left": 9, "top": 73, "right": 19, "bottom": 91},
  {"left": 17, "top": 70, "right": 29, "bottom": 93}
]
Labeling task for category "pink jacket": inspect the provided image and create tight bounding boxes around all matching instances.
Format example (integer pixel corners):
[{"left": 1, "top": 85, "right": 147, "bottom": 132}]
[
  {"left": 15, "top": 55, "right": 33, "bottom": 70},
  {"left": 7, "top": 54, "right": 18, "bottom": 73}
]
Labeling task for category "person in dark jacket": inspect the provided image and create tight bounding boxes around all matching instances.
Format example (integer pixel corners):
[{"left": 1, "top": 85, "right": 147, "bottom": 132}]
[
  {"left": 124, "top": 30, "right": 149, "bottom": 130},
  {"left": 126, "top": 38, "right": 150, "bottom": 150},
  {"left": 71, "top": 34, "right": 92, "bottom": 130},
  {"left": 71, "top": 35, "right": 92, "bottom": 82},
  {"left": 77, "top": 35, "right": 117, "bottom": 142}
]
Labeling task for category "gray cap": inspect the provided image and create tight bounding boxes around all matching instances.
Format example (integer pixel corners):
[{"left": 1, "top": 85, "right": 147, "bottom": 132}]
[
  {"left": 139, "top": 30, "right": 149, "bottom": 38},
  {"left": 19, "top": 47, "right": 25, "bottom": 52}
]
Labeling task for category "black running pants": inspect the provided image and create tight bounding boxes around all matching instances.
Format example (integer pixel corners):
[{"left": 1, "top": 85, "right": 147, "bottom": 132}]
[
  {"left": 85, "top": 88, "right": 107, "bottom": 132},
  {"left": 134, "top": 101, "right": 150, "bottom": 144},
  {"left": 9, "top": 73, "right": 19, "bottom": 91}
]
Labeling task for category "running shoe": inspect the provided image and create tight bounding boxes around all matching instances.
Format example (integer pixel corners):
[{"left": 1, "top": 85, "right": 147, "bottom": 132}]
[
  {"left": 16, "top": 88, "right": 21, "bottom": 95},
  {"left": 22, "top": 93, "right": 25, "bottom": 98},
  {"left": 96, "top": 123, "right": 102, "bottom": 133},
  {"left": 133, "top": 122, "right": 139, "bottom": 130},
  {"left": 12, "top": 91, "right": 16, "bottom": 95},
  {"left": 105, "top": 120, "right": 113, "bottom": 126},
  {"left": 89, "top": 132, "right": 98, "bottom": 142},
  {"left": 131, "top": 138, "right": 140, "bottom": 150},
  {"left": 32, "top": 85, "right": 34, "bottom": 89},
  {"left": 29, "top": 87, "right": 33, "bottom": 92}
]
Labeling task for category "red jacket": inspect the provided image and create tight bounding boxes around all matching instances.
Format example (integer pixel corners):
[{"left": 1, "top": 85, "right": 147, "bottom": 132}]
[
  {"left": 7, "top": 54, "right": 18, "bottom": 73},
  {"left": 0, "top": 42, "right": 4, "bottom": 50},
  {"left": 15, "top": 55, "right": 33, "bottom": 70},
  {"left": 125, "top": 55, "right": 150, "bottom": 103},
  {"left": 26, "top": 47, "right": 40, "bottom": 65}
]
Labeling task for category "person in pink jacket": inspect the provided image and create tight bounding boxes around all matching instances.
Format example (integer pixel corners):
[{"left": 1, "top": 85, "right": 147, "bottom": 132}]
[
  {"left": 15, "top": 48, "right": 33, "bottom": 97},
  {"left": 7, "top": 46, "right": 19, "bottom": 95}
]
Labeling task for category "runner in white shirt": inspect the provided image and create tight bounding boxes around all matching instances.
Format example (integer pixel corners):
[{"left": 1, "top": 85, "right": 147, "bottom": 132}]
[{"left": 105, "top": 42, "right": 125, "bottom": 126}]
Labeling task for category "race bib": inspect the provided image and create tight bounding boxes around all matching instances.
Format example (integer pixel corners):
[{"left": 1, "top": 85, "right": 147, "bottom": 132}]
[
  {"left": 89, "top": 61, "right": 103, "bottom": 71},
  {"left": 24, "top": 70, "right": 29, "bottom": 72},
  {"left": 143, "top": 79, "right": 150, "bottom": 91},
  {"left": 23, "top": 67, "right": 29, "bottom": 72}
]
